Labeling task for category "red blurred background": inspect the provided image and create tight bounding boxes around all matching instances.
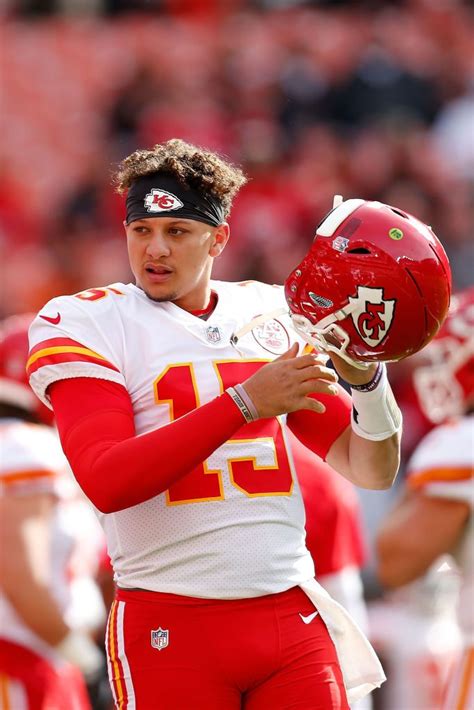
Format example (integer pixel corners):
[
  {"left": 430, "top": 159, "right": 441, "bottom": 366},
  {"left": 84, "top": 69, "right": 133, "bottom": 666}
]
[{"left": 1, "top": 0, "right": 473, "bottom": 320}]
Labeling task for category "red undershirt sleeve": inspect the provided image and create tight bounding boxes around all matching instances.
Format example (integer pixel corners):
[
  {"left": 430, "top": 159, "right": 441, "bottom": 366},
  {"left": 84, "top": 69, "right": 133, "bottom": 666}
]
[
  {"left": 49, "top": 377, "right": 245, "bottom": 514},
  {"left": 286, "top": 385, "right": 352, "bottom": 461}
]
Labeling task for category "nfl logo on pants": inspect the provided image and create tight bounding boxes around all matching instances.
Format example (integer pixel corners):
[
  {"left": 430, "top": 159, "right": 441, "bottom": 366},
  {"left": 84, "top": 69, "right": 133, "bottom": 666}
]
[{"left": 151, "top": 627, "right": 169, "bottom": 651}]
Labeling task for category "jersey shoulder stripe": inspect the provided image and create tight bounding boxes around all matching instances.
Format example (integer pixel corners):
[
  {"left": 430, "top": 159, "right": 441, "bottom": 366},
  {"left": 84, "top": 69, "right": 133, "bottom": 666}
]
[
  {"left": 28, "top": 294, "right": 127, "bottom": 407},
  {"left": 26, "top": 337, "right": 120, "bottom": 377},
  {"left": 406, "top": 417, "right": 473, "bottom": 476},
  {"left": 0, "top": 468, "right": 58, "bottom": 497},
  {"left": 408, "top": 466, "right": 473, "bottom": 490},
  {"left": 0, "top": 468, "right": 56, "bottom": 485}
]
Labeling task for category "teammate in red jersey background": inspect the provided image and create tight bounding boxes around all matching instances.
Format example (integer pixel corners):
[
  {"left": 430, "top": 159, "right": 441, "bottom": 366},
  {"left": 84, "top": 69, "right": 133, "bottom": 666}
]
[{"left": 376, "top": 287, "right": 474, "bottom": 710}]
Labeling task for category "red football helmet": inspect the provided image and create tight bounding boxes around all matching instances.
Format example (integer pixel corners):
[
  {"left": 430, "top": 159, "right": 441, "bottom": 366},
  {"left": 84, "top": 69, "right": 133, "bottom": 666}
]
[
  {"left": 412, "top": 287, "right": 474, "bottom": 423},
  {"left": 0, "top": 313, "right": 54, "bottom": 425},
  {"left": 285, "top": 197, "right": 452, "bottom": 367}
]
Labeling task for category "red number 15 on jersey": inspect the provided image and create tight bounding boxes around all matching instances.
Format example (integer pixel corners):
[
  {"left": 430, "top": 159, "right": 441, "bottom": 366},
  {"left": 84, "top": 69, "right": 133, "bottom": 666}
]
[{"left": 154, "top": 360, "right": 294, "bottom": 506}]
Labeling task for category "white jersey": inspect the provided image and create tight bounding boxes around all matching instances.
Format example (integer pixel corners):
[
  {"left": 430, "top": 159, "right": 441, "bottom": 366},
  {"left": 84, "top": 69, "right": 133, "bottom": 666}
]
[
  {"left": 27, "top": 280, "right": 324, "bottom": 599},
  {"left": 28, "top": 280, "right": 389, "bottom": 703},
  {"left": 407, "top": 415, "right": 474, "bottom": 643},
  {"left": 0, "top": 420, "right": 106, "bottom": 657}
]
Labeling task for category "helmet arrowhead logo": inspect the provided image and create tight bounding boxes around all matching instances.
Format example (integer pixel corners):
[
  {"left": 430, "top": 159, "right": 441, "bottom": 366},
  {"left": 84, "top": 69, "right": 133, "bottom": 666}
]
[{"left": 349, "top": 287, "right": 396, "bottom": 347}]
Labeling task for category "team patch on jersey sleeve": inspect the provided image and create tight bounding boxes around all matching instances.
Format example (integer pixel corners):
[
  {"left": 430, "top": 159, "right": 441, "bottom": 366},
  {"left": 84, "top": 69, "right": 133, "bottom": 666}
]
[{"left": 26, "top": 337, "right": 120, "bottom": 377}]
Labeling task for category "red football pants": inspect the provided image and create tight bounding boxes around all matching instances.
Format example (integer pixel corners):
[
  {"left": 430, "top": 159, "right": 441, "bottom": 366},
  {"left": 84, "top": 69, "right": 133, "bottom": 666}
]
[
  {"left": 0, "top": 638, "right": 91, "bottom": 710},
  {"left": 106, "top": 586, "right": 349, "bottom": 710}
]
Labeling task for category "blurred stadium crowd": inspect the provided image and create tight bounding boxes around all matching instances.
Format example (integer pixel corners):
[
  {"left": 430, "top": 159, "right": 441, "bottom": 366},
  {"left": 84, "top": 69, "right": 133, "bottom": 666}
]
[
  {"left": 1, "top": 0, "right": 473, "bottom": 321},
  {"left": 0, "top": 2, "right": 473, "bottom": 709}
]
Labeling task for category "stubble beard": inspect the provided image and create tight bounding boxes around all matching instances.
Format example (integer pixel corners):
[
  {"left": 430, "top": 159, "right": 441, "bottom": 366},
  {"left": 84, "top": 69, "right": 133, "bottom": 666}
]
[
  {"left": 138, "top": 284, "right": 179, "bottom": 303},
  {"left": 145, "top": 290, "right": 179, "bottom": 303}
]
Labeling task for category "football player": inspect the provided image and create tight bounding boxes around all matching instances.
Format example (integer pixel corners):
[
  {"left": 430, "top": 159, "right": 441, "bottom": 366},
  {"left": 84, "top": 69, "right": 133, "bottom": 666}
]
[
  {"left": 27, "top": 139, "right": 449, "bottom": 709},
  {"left": 376, "top": 287, "right": 474, "bottom": 709},
  {"left": 0, "top": 315, "right": 106, "bottom": 710}
]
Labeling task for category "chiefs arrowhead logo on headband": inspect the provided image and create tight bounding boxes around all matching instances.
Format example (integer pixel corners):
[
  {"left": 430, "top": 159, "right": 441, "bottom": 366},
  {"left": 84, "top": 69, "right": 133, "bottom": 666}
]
[
  {"left": 144, "top": 189, "right": 184, "bottom": 213},
  {"left": 127, "top": 173, "right": 225, "bottom": 226},
  {"left": 348, "top": 286, "right": 396, "bottom": 347}
]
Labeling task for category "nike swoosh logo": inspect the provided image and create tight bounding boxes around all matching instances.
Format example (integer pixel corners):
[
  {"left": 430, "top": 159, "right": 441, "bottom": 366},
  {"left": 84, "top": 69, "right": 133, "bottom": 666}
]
[
  {"left": 299, "top": 611, "right": 319, "bottom": 624},
  {"left": 40, "top": 312, "right": 61, "bottom": 325}
]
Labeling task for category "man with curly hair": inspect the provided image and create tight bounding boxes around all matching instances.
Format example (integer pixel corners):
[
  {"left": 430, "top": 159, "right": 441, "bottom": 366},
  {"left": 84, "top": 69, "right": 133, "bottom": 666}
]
[{"left": 27, "top": 139, "right": 401, "bottom": 709}]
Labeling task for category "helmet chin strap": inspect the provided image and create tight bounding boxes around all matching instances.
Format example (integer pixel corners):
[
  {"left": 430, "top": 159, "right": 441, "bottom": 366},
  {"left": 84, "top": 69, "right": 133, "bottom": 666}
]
[
  {"left": 230, "top": 301, "right": 371, "bottom": 370},
  {"left": 230, "top": 307, "right": 288, "bottom": 343},
  {"left": 290, "top": 314, "right": 371, "bottom": 370}
]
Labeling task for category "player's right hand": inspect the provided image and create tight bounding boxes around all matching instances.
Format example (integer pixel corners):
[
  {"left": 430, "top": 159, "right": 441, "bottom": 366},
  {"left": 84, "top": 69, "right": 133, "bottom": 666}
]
[{"left": 241, "top": 342, "right": 339, "bottom": 418}]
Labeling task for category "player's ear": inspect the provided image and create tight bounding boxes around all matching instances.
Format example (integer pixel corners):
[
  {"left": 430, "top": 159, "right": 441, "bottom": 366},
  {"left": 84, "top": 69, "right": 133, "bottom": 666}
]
[{"left": 209, "top": 223, "right": 230, "bottom": 257}]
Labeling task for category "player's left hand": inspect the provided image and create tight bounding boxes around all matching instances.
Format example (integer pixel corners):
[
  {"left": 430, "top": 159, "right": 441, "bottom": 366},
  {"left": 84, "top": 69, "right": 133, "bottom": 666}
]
[{"left": 329, "top": 351, "right": 379, "bottom": 387}]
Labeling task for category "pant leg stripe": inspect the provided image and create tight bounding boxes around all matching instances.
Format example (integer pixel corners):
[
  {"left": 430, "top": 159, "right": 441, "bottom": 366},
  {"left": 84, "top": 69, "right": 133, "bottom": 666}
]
[
  {"left": 455, "top": 648, "right": 474, "bottom": 710},
  {"left": 0, "top": 673, "right": 10, "bottom": 710},
  {"left": 105, "top": 604, "right": 118, "bottom": 707},
  {"left": 116, "top": 601, "right": 136, "bottom": 710},
  {"left": 106, "top": 600, "right": 126, "bottom": 709}
]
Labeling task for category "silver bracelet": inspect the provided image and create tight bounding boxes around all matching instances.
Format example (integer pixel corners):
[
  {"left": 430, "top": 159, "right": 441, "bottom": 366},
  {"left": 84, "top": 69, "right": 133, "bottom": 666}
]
[
  {"left": 226, "top": 386, "right": 256, "bottom": 424},
  {"left": 233, "top": 383, "right": 259, "bottom": 421}
]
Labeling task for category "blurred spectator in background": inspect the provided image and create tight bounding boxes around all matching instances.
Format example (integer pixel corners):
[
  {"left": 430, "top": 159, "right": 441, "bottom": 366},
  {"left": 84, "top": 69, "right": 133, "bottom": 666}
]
[
  {"left": 375, "top": 287, "right": 474, "bottom": 709},
  {"left": 1, "top": 1, "right": 472, "bottom": 320},
  {"left": 0, "top": 315, "right": 110, "bottom": 710}
]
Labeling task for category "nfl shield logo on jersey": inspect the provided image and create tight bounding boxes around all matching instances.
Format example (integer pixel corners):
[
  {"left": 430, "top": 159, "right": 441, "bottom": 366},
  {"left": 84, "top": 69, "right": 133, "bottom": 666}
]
[
  {"left": 151, "top": 627, "right": 169, "bottom": 651},
  {"left": 206, "top": 326, "right": 221, "bottom": 343}
]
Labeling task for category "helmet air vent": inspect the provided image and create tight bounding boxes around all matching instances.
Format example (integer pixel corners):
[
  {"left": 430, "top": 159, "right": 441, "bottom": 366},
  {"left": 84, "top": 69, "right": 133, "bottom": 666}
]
[
  {"left": 389, "top": 207, "right": 409, "bottom": 219},
  {"left": 346, "top": 247, "right": 371, "bottom": 254},
  {"left": 309, "top": 293, "right": 334, "bottom": 308}
]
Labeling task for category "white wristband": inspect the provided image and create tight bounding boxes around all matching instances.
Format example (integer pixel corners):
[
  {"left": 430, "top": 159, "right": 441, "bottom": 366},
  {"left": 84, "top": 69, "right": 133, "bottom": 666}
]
[
  {"left": 56, "top": 630, "right": 104, "bottom": 680},
  {"left": 350, "top": 364, "right": 402, "bottom": 441}
]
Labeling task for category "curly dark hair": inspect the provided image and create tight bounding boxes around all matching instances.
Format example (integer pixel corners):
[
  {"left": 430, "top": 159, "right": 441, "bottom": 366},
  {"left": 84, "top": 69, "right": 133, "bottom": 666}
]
[{"left": 113, "top": 138, "right": 247, "bottom": 218}]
